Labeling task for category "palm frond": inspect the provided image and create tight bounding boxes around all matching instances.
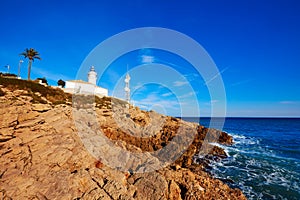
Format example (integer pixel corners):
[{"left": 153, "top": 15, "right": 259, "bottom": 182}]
[
  {"left": 33, "top": 55, "right": 41, "bottom": 60},
  {"left": 20, "top": 48, "right": 41, "bottom": 61}
]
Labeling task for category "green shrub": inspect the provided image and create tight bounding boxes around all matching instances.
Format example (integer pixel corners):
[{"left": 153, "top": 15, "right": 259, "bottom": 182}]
[
  {"left": 57, "top": 79, "right": 66, "bottom": 88},
  {"left": 36, "top": 77, "right": 48, "bottom": 85}
]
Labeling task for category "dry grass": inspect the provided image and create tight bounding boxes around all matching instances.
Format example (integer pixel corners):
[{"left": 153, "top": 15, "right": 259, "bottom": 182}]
[
  {"left": 0, "top": 77, "right": 128, "bottom": 108},
  {"left": 0, "top": 77, "right": 71, "bottom": 104}
]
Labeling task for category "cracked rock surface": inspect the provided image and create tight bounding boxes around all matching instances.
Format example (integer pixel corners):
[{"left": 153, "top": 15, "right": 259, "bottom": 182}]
[{"left": 0, "top": 86, "right": 246, "bottom": 200}]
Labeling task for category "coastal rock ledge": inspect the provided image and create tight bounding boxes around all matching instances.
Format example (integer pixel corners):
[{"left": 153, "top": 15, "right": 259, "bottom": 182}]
[{"left": 0, "top": 82, "right": 246, "bottom": 199}]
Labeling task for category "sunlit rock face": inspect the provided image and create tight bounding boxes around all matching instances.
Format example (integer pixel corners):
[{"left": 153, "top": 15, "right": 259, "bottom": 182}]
[{"left": 0, "top": 83, "right": 245, "bottom": 200}]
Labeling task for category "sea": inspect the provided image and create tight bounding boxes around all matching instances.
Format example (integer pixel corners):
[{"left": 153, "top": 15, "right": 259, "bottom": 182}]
[{"left": 182, "top": 117, "right": 300, "bottom": 200}]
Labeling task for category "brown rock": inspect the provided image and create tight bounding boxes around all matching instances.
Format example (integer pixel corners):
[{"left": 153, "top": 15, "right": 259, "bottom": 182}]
[
  {"left": 32, "top": 104, "right": 51, "bottom": 112},
  {"left": 0, "top": 86, "right": 247, "bottom": 200},
  {"left": 169, "top": 180, "right": 182, "bottom": 200}
]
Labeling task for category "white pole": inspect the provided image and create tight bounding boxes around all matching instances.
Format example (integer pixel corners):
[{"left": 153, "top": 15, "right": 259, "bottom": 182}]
[{"left": 18, "top": 60, "right": 23, "bottom": 78}]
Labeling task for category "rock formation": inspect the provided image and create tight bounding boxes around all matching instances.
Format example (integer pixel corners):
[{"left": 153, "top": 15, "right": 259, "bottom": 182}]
[{"left": 0, "top": 79, "right": 246, "bottom": 199}]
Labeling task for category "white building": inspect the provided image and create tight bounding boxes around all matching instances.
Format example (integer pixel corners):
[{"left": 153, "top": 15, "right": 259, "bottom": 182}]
[{"left": 63, "top": 66, "right": 108, "bottom": 97}]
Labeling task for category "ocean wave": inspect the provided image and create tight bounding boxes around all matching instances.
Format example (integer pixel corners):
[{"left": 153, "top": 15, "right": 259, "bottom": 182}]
[
  {"left": 230, "top": 133, "right": 260, "bottom": 145},
  {"left": 186, "top": 117, "right": 300, "bottom": 199},
  {"left": 207, "top": 132, "right": 300, "bottom": 199},
  {"left": 210, "top": 158, "right": 300, "bottom": 199}
]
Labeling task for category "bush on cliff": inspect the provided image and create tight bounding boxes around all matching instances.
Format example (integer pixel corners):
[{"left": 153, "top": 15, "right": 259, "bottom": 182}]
[
  {"left": 36, "top": 77, "right": 48, "bottom": 85},
  {"left": 0, "top": 72, "right": 18, "bottom": 78}
]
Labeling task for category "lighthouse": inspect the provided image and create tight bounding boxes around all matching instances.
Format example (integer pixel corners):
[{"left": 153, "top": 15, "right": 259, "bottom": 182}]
[{"left": 88, "top": 66, "right": 97, "bottom": 85}]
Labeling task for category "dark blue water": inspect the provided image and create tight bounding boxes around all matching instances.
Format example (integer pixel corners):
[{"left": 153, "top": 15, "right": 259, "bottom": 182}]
[{"left": 183, "top": 117, "right": 300, "bottom": 200}]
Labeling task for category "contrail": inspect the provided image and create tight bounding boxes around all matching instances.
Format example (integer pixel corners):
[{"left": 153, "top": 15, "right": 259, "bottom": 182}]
[
  {"left": 152, "top": 58, "right": 229, "bottom": 86},
  {"left": 230, "top": 78, "right": 252, "bottom": 87},
  {"left": 155, "top": 59, "right": 183, "bottom": 69},
  {"left": 203, "top": 67, "right": 229, "bottom": 86}
]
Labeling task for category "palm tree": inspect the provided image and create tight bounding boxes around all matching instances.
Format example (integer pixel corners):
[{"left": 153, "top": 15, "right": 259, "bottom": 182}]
[{"left": 20, "top": 48, "right": 41, "bottom": 80}]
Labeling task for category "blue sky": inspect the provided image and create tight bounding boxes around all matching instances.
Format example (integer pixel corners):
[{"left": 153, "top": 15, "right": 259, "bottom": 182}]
[{"left": 0, "top": 0, "right": 300, "bottom": 117}]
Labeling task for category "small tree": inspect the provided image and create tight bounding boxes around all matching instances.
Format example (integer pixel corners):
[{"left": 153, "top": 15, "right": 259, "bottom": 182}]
[
  {"left": 37, "top": 77, "right": 48, "bottom": 85},
  {"left": 57, "top": 79, "right": 66, "bottom": 88}
]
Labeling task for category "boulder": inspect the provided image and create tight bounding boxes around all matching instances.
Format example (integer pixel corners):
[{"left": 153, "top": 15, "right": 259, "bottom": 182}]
[{"left": 32, "top": 104, "right": 51, "bottom": 112}]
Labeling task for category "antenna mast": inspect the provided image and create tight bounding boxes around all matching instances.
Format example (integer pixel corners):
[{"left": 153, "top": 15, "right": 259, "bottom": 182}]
[{"left": 124, "top": 65, "right": 130, "bottom": 103}]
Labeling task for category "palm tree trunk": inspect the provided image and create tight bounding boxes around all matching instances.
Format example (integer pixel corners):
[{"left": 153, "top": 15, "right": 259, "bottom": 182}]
[{"left": 28, "top": 60, "right": 32, "bottom": 80}]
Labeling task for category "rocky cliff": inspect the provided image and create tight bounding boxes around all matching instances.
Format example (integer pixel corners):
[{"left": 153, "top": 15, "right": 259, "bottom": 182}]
[{"left": 0, "top": 79, "right": 246, "bottom": 199}]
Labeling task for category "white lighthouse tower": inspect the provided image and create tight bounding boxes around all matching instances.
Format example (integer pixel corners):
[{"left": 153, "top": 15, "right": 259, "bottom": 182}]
[
  {"left": 88, "top": 66, "right": 97, "bottom": 85},
  {"left": 124, "top": 72, "right": 130, "bottom": 103}
]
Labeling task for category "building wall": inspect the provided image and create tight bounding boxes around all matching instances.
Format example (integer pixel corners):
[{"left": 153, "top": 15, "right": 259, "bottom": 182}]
[
  {"left": 64, "top": 81, "right": 108, "bottom": 96},
  {"left": 94, "top": 86, "right": 108, "bottom": 96}
]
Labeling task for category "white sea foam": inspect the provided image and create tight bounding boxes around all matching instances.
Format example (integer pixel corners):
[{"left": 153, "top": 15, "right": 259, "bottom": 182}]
[
  {"left": 230, "top": 133, "right": 259, "bottom": 145},
  {"left": 207, "top": 135, "right": 300, "bottom": 199}
]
